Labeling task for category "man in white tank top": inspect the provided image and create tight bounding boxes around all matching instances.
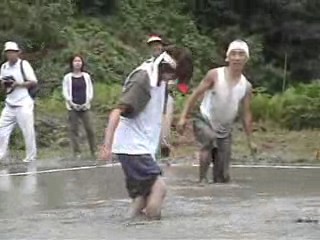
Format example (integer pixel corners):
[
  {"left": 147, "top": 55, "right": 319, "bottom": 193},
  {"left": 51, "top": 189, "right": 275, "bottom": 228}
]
[{"left": 178, "top": 39, "right": 256, "bottom": 183}]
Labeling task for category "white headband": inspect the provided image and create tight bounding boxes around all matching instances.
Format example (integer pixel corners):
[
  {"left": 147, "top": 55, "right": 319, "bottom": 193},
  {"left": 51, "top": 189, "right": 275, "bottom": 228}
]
[
  {"left": 150, "top": 51, "right": 177, "bottom": 87},
  {"left": 226, "top": 40, "right": 250, "bottom": 59},
  {"left": 161, "top": 51, "right": 177, "bottom": 69}
]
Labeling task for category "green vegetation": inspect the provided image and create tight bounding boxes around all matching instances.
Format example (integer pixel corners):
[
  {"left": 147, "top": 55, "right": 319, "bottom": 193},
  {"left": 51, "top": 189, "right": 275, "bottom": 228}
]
[
  {"left": 0, "top": 0, "right": 319, "bottom": 150},
  {"left": 252, "top": 83, "right": 320, "bottom": 130}
]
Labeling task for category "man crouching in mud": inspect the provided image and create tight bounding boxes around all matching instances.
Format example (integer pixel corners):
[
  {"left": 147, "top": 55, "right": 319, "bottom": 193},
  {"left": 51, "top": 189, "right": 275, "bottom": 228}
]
[
  {"left": 99, "top": 45, "right": 193, "bottom": 220},
  {"left": 178, "top": 39, "right": 256, "bottom": 184}
]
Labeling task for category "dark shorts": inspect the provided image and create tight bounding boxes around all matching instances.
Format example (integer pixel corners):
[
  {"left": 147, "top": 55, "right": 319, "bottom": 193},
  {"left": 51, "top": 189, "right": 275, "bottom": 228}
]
[{"left": 117, "top": 154, "right": 162, "bottom": 199}]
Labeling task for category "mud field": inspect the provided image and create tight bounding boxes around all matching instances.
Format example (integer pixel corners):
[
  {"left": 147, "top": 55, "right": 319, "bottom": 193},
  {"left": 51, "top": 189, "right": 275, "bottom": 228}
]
[{"left": 0, "top": 159, "right": 319, "bottom": 240}]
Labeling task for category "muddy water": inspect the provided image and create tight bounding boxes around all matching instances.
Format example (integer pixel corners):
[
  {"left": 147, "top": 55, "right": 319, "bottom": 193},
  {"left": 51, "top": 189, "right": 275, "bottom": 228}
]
[{"left": 0, "top": 161, "right": 319, "bottom": 239}]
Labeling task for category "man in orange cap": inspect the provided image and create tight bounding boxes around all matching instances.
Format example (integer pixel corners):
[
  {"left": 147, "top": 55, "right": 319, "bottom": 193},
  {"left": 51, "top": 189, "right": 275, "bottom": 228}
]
[
  {"left": 146, "top": 35, "right": 192, "bottom": 159},
  {"left": 146, "top": 34, "right": 165, "bottom": 59},
  {"left": 146, "top": 34, "right": 173, "bottom": 158}
]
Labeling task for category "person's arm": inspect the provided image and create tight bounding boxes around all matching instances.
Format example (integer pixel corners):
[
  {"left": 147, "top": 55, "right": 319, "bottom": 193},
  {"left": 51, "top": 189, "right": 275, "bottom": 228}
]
[
  {"left": 0, "top": 64, "right": 4, "bottom": 88},
  {"left": 177, "top": 69, "right": 217, "bottom": 131},
  {"left": 102, "top": 107, "right": 124, "bottom": 149},
  {"left": 87, "top": 73, "right": 94, "bottom": 102},
  {"left": 15, "top": 60, "right": 37, "bottom": 89},
  {"left": 242, "top": 82, "right": 257, "bottom": 154},
  {"left": 62, "top": 74, "right": 73, "bottom": 106},
  {"left": 84, "top": 72, "right": 93, "bottom": 102},
  {"left": 242, "top": 83, "right": 253, "bottom": 138}
]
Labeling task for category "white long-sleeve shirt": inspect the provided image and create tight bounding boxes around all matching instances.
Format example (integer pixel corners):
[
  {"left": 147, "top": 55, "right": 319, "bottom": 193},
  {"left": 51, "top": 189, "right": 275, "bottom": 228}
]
[{"left": 62, "top": 72, "right": 94, "bottom": 110}]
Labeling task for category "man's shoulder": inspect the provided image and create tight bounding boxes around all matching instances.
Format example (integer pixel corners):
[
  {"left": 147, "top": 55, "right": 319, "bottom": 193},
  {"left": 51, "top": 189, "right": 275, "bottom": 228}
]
[
  {"left": 20, "top": 59, "right": 34, "bottom": 70},
  {"left": 126, "top": 70, "right": 150, "bottom": 86},
  {"left": 240, "top": 74, "right": 252, "bottom": 88},
  {"left": 204, "top": 67, "right": 221, "bottom": 82},
  {"left": 207, "top": 66, "right": 223, "bottom": 75},
  {"left": 20, "top": 58, "right": 30, "bottom": 65},
  {"left": 0, "top": 61, "right": 8, "bottom": 69}
]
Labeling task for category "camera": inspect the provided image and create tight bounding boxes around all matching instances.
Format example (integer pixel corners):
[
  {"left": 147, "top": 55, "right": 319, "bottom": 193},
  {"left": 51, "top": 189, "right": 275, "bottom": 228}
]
[{"left": 1, "top": 75, "right": 15, "bottom": 88}]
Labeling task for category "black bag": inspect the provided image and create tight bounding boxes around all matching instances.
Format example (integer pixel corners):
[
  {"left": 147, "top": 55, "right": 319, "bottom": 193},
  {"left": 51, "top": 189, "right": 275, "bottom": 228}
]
[{"left": 20, "top": 60, "right": 39, "bottom": 99}]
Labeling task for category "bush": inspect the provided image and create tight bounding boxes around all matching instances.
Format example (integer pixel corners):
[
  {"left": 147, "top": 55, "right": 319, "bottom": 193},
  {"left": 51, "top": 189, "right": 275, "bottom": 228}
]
[
  {"left": 0, "top": 0, "right": 74, "bottom": 52},
  {"left": 251, "top": 83, "right": 320, "bottom": 129},
  {"left": 92, "top": 82, "right": 122, "bottom": 113}
]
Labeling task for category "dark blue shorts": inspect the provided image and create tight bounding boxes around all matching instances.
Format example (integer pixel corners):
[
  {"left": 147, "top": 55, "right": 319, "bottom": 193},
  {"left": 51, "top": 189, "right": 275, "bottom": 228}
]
[{"left": 117, "top": 154, "right": 162, "bottom": 199}]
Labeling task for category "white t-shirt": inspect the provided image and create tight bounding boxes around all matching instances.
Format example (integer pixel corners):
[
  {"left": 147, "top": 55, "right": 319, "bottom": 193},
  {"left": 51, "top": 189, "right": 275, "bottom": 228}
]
[{"left": 0, "top": 59, "right": 37, "bottom": 106}]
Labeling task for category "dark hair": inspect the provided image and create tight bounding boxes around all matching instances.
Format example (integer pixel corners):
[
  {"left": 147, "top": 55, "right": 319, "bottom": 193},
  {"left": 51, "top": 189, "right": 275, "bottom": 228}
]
[
  {"left": 163, "top": 45, "right": 193, "bottom": 85},
  {"left": 69, "top": 55, "right": 85, "bottom": 72}
]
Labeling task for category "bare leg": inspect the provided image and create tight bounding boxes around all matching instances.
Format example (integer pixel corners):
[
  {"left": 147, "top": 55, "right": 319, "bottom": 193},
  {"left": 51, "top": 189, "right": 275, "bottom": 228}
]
[
  {"left": 145, "top": 177, "right": 167, "bottom": 220},
  {"left": 199, "top": 149, "right": 211, "bottom": 183},
  {"left": 213, "top": 136, "right": 232, "bottom": 183},
  {"left": 127, "top": 196, "right": 146, "bottom": 219}
]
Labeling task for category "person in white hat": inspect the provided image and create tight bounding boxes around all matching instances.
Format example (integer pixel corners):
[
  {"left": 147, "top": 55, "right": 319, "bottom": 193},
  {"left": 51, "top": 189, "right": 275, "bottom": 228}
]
[
  {"left": 0, "top": 41, "right": 38, "bottom": 163},
  {"left": 177, "top": 39, "right": 256, "bottom": 183}
]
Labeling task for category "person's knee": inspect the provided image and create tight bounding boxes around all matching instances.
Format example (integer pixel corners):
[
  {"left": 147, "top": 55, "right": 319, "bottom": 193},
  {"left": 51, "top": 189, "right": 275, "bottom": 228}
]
[
  {"left": 152, "top": 178, "right": 167, "bottom": 198},
  {"left": 199, "top": 149, "right": 211, "bottom": 162}
]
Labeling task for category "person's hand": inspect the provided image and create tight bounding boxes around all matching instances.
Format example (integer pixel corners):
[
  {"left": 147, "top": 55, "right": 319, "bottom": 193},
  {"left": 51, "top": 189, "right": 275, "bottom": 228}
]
[
  {"left": 177, "top": 117, "right": 187, "bottom": 135},
  {"left": 98, "top": 144, "right": 112, "bottom": 161},
  {"left": 79, "top": 104, "right": 88, "bottom": 111},
  {"left": 3, "top": 80, "right": 15, "bottom": 93},
  {"left": 68, "top": 100, "right": 79, "bottom": 110},
  {"left": 248, "top": 141, "right": 258, "bottom": 156},
  {"left": 11, "top": 81, "right": 20, "bottom": 89}
]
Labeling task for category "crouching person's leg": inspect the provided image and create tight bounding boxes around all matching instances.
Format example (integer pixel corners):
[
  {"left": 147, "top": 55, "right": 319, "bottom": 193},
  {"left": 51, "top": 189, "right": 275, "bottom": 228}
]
[
  {"left": 128, "top": 196, "right": 146, "bottom": 219},
  {"left": 199, "top": 148, "right": 211, "bottom": 183},
  {"left": 119, "top": 154, "right": 164, "bottom": 220},
  {"left": 145, "top": 177, "right": 167, "bottom": 220}
]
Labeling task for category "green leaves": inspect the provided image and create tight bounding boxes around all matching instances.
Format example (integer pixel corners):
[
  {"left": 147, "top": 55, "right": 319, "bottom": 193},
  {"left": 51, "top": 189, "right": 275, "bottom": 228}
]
[
  {"left": 252, "top": 83, "right": 320, "bottom": 130},
  {"left": 0, "top": 0, "right": 74, "bottom": 51}
]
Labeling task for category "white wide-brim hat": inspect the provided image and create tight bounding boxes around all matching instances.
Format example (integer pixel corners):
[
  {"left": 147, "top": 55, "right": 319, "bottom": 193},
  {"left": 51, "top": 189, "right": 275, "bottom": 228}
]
[{"left": 4, "top": 41, "right": 20, "bottom": 51}]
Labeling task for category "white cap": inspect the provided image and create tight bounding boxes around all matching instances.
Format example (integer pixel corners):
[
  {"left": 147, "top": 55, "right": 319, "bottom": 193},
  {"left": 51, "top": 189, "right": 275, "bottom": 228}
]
[
  {"left": 147, "top": 35, "right": 162, "bottom": 44},
  {"left": 226, "top": 40, "right": 249, "bottom": 59},
  {"left": 4, "top": 41, "right": 20, "bottom": 51}
]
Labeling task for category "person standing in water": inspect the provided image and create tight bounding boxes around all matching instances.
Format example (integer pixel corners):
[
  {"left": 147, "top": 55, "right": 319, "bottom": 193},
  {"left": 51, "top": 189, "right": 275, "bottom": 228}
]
[
  {"left": 0, "top": 41, "right": 38, "bottom": 163},
  {"left": 99, "top": 45, "right": 193, "bottom": 220},
  {"left": 146, "top": 34, "right": 190, "bottom": 158},
  {"left": 62, "top": 55, "right": 96, "bottom": 159},
  {"left": 178, "top": 39, "right": 256, "bottom": 183}
]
